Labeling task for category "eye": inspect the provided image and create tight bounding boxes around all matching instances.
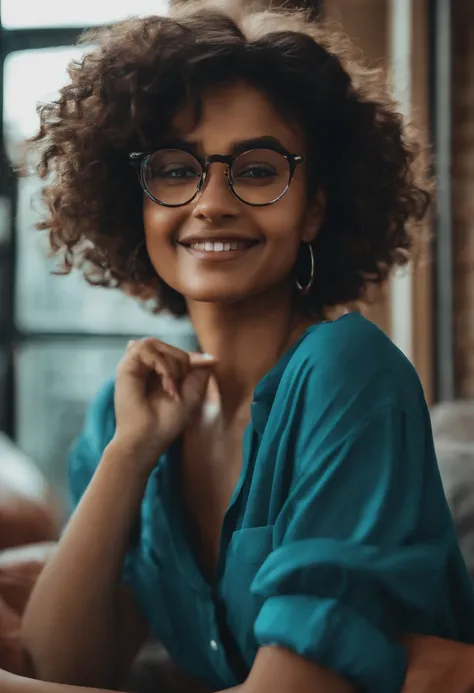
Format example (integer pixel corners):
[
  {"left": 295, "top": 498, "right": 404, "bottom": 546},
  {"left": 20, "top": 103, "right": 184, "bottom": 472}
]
[
  {"left": 153, "top": 165, "right": 201, "bottom": 180},
  {"left": 235, "top": 164, "right": 277, "bottom": 178}
]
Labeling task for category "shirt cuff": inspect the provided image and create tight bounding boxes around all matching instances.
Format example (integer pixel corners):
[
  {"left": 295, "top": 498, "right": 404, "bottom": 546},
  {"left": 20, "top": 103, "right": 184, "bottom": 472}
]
[{"left": 254, "top": 594, "right": 407, "bottom": 693}]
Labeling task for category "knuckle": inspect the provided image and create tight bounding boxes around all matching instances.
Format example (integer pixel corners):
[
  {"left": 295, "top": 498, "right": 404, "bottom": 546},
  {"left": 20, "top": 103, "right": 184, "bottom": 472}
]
[
  {"left": 141, "top": 336, "right": 162, "bottom": 348},
  {"left": 116, "top": 358, "right": 131, "bottom": 377},
  {"left": 172, "top": 350, "right": 190, "bottom": 373},
  {"left": 133, "top": 338, "right": 160, "bottom": 358}
]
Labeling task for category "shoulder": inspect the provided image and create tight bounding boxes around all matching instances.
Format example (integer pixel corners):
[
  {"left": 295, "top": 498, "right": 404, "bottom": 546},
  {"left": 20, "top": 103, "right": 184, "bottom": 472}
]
[
  {"left": 276, "top": 314, "right": 433, "bottom": 485},
  {"left": 295, "top": 312, "right": 417, "bottom": 377},
  {"left": 282, "top": 312, "right": 426, "bottom": 423}
]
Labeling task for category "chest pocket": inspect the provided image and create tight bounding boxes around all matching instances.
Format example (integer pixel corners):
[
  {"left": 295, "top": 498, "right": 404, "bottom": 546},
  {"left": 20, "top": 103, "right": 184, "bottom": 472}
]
[{"left": 221, "top": 525, "right": 275, "bottom": 664}]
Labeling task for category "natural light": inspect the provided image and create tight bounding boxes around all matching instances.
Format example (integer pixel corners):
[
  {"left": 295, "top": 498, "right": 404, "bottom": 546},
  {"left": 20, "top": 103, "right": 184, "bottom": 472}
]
[
  {"left": 4, "top": 48, "right": 85, "bottom": 142},
  {"left": 1, "top": 0, "right": 169, "bottom": 29}
]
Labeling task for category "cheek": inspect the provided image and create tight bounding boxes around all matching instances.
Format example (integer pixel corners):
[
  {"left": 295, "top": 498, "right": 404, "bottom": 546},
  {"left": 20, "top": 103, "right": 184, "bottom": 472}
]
[
  {"left": 142, "top": 200, "right": 186, "bottom": 283},
  {"left": 259, "top": 183, "right": 309, "bottom": 251},
  {"left": 143, "top": 201, "right": 180, "bottom": 252}
]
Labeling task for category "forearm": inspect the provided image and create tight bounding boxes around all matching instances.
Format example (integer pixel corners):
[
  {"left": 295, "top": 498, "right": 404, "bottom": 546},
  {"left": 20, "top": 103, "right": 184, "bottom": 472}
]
[
  {"left": 21, "top": 440, "right": 152, "bottom": 687},
  {"left": 233, "top": 647, "right": 354, "bottom": 693},
  {"left": 0, "top": 670, "right": 241, "bottom": 693},
  {"left": 0, "top": 669, "right": 118, "bottom": 693}
]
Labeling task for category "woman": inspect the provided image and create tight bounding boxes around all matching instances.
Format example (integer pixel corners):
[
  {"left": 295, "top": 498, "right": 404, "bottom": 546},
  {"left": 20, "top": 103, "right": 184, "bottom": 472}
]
[{"left": 18, "top": 3, "right": 474, "bottom": 692}]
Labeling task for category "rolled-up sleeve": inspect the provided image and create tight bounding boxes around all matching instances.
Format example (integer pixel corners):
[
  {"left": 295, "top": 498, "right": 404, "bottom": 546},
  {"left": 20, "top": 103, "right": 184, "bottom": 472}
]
[{"left": 252, "top": 404, "right": 449, "bottom": 693}]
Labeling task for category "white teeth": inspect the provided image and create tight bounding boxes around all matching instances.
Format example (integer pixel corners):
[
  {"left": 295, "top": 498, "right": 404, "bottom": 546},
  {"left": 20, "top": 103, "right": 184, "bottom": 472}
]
[{"left": 188, "top": 240, "right": 251, "bottom": 252}]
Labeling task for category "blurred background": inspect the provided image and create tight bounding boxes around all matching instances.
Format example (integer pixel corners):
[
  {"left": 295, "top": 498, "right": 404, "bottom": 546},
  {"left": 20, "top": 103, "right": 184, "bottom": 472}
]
[{"left": 0, "top": 0, "right": 470, "bottom": 513}]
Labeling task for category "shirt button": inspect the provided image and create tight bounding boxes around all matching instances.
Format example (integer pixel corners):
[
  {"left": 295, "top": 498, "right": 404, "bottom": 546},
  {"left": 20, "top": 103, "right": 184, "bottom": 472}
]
[{"left": 210, "top": 640, "right": 218, "bottom": 651}]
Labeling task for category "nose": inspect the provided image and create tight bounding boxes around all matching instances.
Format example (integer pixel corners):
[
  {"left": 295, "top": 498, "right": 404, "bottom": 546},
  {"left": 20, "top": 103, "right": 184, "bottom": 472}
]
[{"left": 191, "top": 163, "right": 240, "bottom": 223}]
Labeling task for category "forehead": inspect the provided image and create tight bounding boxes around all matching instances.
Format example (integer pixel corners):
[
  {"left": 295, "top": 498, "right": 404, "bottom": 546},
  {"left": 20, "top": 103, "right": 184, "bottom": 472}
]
[{"left": 171, "top": 81, "right": 305, "bottom": 155}]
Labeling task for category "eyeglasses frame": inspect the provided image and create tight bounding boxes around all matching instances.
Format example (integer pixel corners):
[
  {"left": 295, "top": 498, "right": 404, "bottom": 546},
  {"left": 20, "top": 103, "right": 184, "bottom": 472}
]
[{"left": 129, "top": 147, "right": 305, "bottom": 208}]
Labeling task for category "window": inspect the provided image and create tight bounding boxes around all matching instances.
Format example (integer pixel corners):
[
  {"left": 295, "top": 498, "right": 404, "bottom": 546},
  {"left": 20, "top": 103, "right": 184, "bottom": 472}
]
[
  {"left": 1, "top": 0, "right": 169, "bottom": 29},
  {"left": 0, "top": 14, "right": 195, "bottom": 508},
  {"left": 5, "top": 48, "right": 189, "bottom": 335}
]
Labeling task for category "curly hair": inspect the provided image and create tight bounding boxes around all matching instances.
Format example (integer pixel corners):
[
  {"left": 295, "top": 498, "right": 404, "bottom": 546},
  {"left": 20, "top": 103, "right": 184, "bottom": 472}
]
[{"left": 26, "top": 0, "right": 431, "bottom": 317}]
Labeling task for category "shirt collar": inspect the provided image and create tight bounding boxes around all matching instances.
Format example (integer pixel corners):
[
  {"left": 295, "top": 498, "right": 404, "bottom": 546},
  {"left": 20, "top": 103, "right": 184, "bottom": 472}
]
[
  {"left": 253, "top": 324, "right": 315, "bottom": 403},
  {"left": 250, "top": 325, "right": 316, "bottom": 435}
]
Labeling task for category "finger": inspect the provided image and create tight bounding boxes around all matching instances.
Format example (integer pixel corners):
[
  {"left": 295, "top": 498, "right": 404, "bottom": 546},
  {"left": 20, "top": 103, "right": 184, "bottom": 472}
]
[
  {"left": 148, "top": 355, "right": 180, "bottom": 400},
  {"left": 125, "top": 345, "right": 179, "bottom": 399},
  {"left": 135, "top": 341, "right": 189, "bottom": 399},
  {"left": 139, "top": 342, "right": 183, "bottom": 388},
  {"left": 141, "top": 338, "right": 191, "bottom": 380},
  {"left": 156, "top": 347, "right": 190, "bottom": 383},
  {"left": 189, "top": 352, "right": 217, "bottom": 368},
  {"left": 182, "top": 364, "right": 213, "bottom": 411}
]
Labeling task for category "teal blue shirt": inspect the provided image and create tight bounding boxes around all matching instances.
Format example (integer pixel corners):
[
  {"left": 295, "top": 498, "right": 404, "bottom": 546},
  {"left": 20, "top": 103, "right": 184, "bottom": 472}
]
[{"left": 69, "top": 313, "right": 474, "bottom": 693}]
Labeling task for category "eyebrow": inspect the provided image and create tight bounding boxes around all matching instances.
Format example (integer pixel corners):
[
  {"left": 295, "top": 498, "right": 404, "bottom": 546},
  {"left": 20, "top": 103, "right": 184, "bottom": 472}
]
[{"left": 157, "top": 135, "right": 291, "bottom": 157}]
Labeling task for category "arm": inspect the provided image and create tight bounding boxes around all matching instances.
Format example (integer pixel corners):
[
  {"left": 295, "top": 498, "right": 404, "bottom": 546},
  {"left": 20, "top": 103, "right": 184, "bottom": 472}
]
[
  {"left": 237, "top": 404, "right": 447, "bottom": 693},
  {"left": 21, "top": 341, "right": 216, "bottom": 689},
  {"left": 1, "top": 670, "right": 244, "bottom": 693},
  {"left": 401, "top": 636, "right": 474, "bottom": 693},
  {"left": 238, "top": 647, "right": 354, "bottom": 693},
  {"left": 223, "top": 640, "right": 474, "bottom": 693},
  {"left": 0, "top": 669, "right": 120, "bottom": 693},
  {"left": 21, "top": 441, "right": 150, "bottom": 688}
]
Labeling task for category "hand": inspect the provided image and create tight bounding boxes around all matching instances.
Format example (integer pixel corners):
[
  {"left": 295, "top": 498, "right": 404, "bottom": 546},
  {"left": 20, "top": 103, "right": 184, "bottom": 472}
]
[{"left": 112, "top": 338, "right": 216, "bottom": 471}]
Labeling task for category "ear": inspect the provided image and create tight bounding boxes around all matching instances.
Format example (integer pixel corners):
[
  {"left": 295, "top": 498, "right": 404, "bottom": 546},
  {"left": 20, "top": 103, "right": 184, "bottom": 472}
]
[{"left": 301, "top": 188, "right": 325, "bottom": 243}]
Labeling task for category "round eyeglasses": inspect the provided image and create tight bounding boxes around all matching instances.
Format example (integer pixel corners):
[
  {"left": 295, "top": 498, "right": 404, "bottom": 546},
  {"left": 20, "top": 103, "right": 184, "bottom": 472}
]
[{"left": 129, "top": 148, "right": 304, "bottom": 208}]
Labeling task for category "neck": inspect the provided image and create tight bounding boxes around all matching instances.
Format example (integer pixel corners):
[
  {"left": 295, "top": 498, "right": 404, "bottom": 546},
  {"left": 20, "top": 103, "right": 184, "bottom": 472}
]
[{"left": 187, "top": 283, "right": 314, "bottom": 420}]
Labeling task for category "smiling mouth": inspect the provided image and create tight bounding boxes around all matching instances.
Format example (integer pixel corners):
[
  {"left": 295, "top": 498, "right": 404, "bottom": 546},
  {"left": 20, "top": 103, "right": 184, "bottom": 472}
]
[{"left": 178, "top": 239, "right": 260, "bottom": 253}]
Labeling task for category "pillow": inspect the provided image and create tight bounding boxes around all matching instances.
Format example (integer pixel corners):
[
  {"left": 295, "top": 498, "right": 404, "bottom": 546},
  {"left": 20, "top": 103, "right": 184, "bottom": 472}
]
[
  {"left": 0, "top": 543, "right": 56, "bottom": 674},
  {"left": 0, "top": 543, "right": 56, "bottom": 615}
]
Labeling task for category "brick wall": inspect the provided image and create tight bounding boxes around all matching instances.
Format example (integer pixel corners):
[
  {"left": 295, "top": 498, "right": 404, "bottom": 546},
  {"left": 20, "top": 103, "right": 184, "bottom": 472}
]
[
  {"left": 324, "top": 0, "right": 391, "bottom": 335},
  {"left": 324, "top": 0, "right": 433, "bottom": 401}
]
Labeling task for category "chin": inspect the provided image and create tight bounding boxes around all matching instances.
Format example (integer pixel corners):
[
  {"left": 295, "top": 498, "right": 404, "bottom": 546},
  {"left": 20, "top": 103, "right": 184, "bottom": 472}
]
[
  {"left": 180, "top": 283, "right": 263, "bottom": 306},
  {"left": 186, "top": 292, "right": 251, "bottom": 306}
]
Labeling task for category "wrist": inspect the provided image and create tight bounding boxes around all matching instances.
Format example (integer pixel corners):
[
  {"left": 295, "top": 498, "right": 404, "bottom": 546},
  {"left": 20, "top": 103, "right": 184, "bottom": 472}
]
[{"left": 102, "top": 436, "right": 165, "bottom": 480}]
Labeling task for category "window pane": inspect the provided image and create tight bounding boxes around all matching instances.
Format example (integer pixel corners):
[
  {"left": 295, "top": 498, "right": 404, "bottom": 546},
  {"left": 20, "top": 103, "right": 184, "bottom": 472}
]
[
  {"left": 5, "top": 48, "right": 85, "bottom": 144},
  {"left": 14, "top": 174, "right": 190, "bottom": 334},
  {"left": 4, "top": 48, "right": 193, "bottom": 336},
  {"left": 2, "top": 0, "right": 168, "bottom": 29},
  {"left": 0, "top": 348, "right": 9, "bottom": 432}
]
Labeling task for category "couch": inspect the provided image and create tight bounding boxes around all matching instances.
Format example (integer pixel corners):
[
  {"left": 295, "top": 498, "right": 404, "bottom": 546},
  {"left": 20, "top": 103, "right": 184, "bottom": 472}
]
[
  {"left": 0, "top": 433, "right": 211, "bottom": 693},
  {"left": 0, "top": 433, "right": 59, "bottom": 676},
  {"left": 431, "top": 400, "right": 474, "bottom": 582}
]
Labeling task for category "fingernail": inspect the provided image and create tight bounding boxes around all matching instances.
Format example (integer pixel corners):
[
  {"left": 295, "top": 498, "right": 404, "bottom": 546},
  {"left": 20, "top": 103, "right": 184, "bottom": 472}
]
[{"left": 201, "top": 353, "right": 216, "bottom": 360}]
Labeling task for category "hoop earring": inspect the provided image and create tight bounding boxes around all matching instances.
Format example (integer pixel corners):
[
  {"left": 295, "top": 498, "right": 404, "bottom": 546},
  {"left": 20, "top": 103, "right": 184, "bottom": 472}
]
[{"left": 296, "top": 242, "right": 315, "bottom": 296}]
